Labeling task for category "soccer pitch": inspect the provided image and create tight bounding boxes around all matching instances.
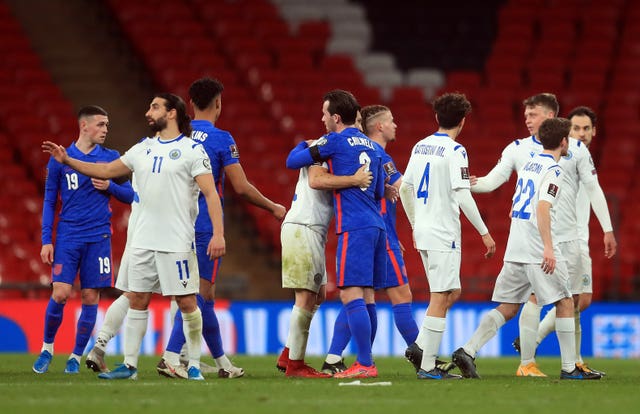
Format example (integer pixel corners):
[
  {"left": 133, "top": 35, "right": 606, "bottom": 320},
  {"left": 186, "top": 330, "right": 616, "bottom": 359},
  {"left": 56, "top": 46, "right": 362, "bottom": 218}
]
[{"left": 2, "top": 354, "right": 638, "bottom": 414}]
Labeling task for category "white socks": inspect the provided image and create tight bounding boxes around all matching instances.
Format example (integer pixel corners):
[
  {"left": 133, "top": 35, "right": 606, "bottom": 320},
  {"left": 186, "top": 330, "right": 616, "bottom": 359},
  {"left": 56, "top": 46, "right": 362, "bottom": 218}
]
[
  {"left": 574, "top": 310, "right": 583, "bottom": 364},
  {"left": 556, "top": 317, "right": 576, "bottom": 372},
  {"left": 95, "top": 295, "right": 130, "bottom": 352},
  {"left": 182, "top": 308, "right": 203, "bottom": 369},
  {"left": 215, "top": 354, "right": 232, "bottom": 370},
  {"left": 287, "top": 306, "right": 313, "bottom": 361},
  {"left": 536, "top": 306, "right": 556, "bottom": 345},
  {"left": 463, "top": 309, "right": 506, "bottom": 357},
  {"left": 124, "top": 308, "right": 148, "bottom": 368},
  {"left": 519, "top": 301, "right": 541, "bottom": 365},
  {"left": 419, "top": 316, "right": 446, "bottom": 372}
]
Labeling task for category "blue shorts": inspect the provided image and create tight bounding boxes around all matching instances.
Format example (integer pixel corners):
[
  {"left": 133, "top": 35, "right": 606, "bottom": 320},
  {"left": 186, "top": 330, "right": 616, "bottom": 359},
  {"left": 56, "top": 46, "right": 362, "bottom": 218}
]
[
  {"left": 195, "top": 232, "right": 222, "bottom": 283},
  {"left": 52, "top": 237, "right": 113, "bottom": 289},
  {"left": 375, "top": 247, "right": 409, "bottom": 290},
  {"left": 336, "top": 227, "right": 387, "bottom": 288}
]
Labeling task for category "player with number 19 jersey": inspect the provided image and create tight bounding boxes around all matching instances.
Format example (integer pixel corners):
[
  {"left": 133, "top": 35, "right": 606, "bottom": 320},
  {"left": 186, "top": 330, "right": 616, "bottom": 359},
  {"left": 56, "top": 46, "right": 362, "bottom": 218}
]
[
  {"left": 120, "top": 135, "right": 212, "bottom": 253},
  {"left": 403, "top": 132, "right": 471, "bottom": 252},
  {"left": 505, "top": 154, "right": 564, "bottom": 263},
  {"left": 42, "top": 143, "right": 131, "bottom": 244}
]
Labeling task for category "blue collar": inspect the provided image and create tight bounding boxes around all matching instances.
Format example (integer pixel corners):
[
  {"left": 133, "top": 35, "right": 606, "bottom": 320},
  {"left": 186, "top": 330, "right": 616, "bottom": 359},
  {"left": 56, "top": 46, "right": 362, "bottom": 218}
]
[
  {"left": 158, "top": 134, "right": 184, "bottom": 144},
  {"left": 532, "top": 135, "right": 542, "bottom": 145}
]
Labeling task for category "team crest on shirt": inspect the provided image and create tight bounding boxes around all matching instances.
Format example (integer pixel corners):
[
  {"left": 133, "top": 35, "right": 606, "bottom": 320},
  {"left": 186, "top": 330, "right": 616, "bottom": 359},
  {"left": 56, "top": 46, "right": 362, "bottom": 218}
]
[
  {"left": 229, "top": 144, "right": 240, "bottom": 158},
  {"left": 547, "top": 183, "right": 559, "bottom": 197},
  {"left": 169, "top": 149, "right": 181, "bottom": 160},
  {"left": 460, "top": 167, "right": 469, "bottom": 180},
  {"left": 562, "top": 150, "right": 573, "bottom": 160},
  {"left": 383, "top": 161, "right": 397, "bottom": 176}
]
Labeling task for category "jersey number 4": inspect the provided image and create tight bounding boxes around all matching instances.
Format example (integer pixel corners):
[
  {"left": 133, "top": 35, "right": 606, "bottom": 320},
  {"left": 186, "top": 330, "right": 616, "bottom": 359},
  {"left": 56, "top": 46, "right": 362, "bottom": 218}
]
[
  {"left": 416, "top": 162, "right": 430, "bottom": 204},
  {"left": 511, "top": 178, "right": 535, "bottom": 219}
]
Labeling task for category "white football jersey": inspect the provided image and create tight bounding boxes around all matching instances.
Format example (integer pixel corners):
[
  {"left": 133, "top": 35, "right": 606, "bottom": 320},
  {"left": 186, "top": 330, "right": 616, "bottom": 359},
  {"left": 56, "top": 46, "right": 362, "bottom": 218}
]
[
  {"left": 403, "top": 132, "right": 470, "bottom": 251},
  {"left": 576, "top": 183, "right": 590, "bottom": 242},
  {"left": 553, "top": 138, "right": 598, "bottom": 242},
  {"left": 493, "top": 136, "right": 597, "bottom": 243},
  {"left": 283, "top": 164, "right": 333, "bottom": 237},
  {"left": 504, "top": 153, "right": 564, "bottom": 263},
  {"left": 491, "top": 136, "right": 544, "bottom": 182},
  {"left": 120, "top": 135, "right": 212, "bottom": 252}
]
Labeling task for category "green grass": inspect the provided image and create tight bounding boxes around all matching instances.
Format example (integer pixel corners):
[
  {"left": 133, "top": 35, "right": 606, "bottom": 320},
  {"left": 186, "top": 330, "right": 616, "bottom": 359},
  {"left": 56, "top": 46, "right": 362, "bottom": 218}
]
[{"left": 1, "top": 354, "right": 639, "bottom": 414}]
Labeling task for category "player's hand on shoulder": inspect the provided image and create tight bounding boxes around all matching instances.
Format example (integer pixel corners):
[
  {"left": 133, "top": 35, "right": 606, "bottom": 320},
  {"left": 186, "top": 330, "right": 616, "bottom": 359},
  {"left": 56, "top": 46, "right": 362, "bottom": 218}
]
[
  {"left": 207, "top": 235, "right": 226, "bottom": 259},
  {"left": 353, "top": 164, "right": 373, "bottom": 188},
  {"left": 40, "top": 244, "right": 54, "bottom": 265},
  {"left": 481, "top": 233, "right": 496, "bottom": 258},
  {"left": 91, "top": 178, "right": 110, "bottom": 191},
  {"left": 272, "top": 203, "right": 287, "bottom": 220}
]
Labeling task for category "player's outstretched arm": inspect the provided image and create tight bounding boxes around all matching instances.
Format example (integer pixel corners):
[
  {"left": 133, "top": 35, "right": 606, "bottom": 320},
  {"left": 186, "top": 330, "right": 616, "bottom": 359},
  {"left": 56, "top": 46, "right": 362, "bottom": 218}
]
[
  {"left": 195, "top": 173, "right": 226, "bottom": 259},
  {"left": 471, "top": 168, "right": 510, "bottom": 193},
  {"left": 225, "top": 163, "right": 286, "bottom": 220},
  {"left": 307, "top": 164, "right": 372, "bottom": 190},
  {"left": 42, "top": 141, "right": 131, "bottom": 179}
]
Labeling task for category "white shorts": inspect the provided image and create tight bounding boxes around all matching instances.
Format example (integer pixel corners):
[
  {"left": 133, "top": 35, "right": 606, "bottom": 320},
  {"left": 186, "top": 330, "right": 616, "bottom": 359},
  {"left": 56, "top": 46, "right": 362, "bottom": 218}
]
[
  {"left": 578, "top": 240, "right": 592, "bottom": 294},
  {"left": 419, "top": 250, "right": 461, "bottom": 292},
  {"left": 559, "top": 240, "right": 592, "bottom": 295},
  {"left": 127, "top": 248, "right": 200, "bottom": 296},
  {"left": 281, "top": 223, "right": 327, "bottom": 293},
  {"left": 114, "top": 247, "right": 162, "bottom": 294},
  {"left": 492, "top": 261, "right": 572, "bottom": 306}
]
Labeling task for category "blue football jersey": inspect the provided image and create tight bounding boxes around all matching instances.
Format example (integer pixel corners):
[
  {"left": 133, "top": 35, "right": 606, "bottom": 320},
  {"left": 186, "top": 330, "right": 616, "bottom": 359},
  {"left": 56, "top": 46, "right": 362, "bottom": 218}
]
[
  {"left": 190, "top": 119, "right": 240, "bottom": 234},
  {"left": 377, "top": 144, "right": 402, "bottom": 251},
  {"left": 315, "top": 127, "right": 385, "bottom": 233},
  {"left": 41, "top": 142, "right": 132, "bottom": 243}
]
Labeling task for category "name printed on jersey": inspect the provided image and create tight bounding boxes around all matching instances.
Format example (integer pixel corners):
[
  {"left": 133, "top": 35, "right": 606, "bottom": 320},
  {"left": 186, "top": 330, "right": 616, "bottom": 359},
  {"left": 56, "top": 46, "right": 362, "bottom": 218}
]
[
  {"left": 413, "top": 144, "right": 445, "bottom": 156},
  {"left": 347, "top": 136, "right": 374, "bottom": 149}
]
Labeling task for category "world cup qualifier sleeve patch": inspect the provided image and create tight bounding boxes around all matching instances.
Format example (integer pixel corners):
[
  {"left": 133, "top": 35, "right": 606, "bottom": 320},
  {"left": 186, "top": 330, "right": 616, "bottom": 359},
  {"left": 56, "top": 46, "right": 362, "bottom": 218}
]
[
  {"left": 547, "top": 183, "right": 559, "bottom": 197},
  {"left": 229, "top": 144, "right": 240, "bottom": 158},
  {"left": 460, "top": 167, "right": 469, "bottom": 180},
  {"left": 383, "top": 161, "right": 397, "bottom": 176}
]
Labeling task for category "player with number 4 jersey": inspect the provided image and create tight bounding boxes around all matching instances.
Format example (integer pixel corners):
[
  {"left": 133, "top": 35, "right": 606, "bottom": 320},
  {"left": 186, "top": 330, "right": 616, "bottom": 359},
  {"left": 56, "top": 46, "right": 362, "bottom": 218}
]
[{"left": 401, "top": 93, "right": 495, "bottom": 380}]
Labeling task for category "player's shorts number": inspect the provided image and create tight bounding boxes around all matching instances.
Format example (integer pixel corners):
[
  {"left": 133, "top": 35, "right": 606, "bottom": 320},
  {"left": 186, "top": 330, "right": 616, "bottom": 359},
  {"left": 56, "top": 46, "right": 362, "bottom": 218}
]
[
  {"left": 98, "top": 256, "right": 111, "bottom": 274},
  {"left": 175, "top": 259, "right": 191, "bottom": 281}
]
